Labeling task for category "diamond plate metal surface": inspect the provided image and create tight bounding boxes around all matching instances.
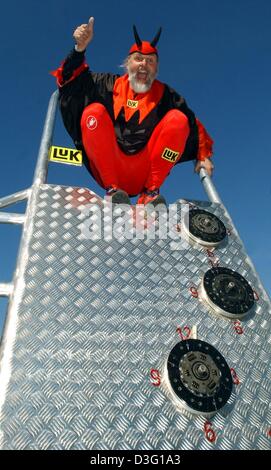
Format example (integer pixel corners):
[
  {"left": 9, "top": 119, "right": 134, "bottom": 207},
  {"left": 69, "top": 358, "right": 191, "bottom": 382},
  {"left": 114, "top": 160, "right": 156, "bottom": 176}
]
[{"left": 0, "top": 184, "right": 270, "bottom": 450}]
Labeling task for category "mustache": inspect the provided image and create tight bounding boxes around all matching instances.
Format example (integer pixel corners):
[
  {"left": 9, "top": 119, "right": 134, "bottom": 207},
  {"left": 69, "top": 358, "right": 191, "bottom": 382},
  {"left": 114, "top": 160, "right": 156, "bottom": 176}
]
[
  {"left": 128, "top": 69, "right": 156, "bottom": 83},
  {"left": 130, "top": 70, "right": 149, "bottom": 79}
]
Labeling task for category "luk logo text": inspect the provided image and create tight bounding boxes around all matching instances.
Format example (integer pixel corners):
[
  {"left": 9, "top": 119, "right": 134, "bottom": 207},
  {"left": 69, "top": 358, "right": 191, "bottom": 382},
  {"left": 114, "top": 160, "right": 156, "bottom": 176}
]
[
  {"left": 161, "top": 147, "right": 179, "bottom": 163},
  {"left": 127, "top": 99, "right": 138, "bottom": 109},
  {"left": 49, "top": 146, "right": 83, "bottom": 166}
]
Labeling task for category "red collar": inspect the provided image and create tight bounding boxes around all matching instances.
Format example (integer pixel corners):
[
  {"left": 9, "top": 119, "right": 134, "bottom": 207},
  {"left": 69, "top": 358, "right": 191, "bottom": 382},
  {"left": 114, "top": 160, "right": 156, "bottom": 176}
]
[{"left": 113, "top": 74, "right": 164, "bottom": 124}]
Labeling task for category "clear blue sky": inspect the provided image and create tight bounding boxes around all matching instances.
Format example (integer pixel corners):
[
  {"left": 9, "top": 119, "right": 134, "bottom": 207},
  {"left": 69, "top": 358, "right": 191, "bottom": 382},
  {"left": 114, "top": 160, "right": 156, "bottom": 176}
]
[{"left": 0, "top": 0, "right": 270, "bottom": 331}]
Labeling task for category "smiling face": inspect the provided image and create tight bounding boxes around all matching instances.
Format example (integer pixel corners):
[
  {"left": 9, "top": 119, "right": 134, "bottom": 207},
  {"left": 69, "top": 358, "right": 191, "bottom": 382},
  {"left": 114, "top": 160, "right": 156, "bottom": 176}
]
[{"left": 126, "top": 52, "right": 158, "bottom": 93}]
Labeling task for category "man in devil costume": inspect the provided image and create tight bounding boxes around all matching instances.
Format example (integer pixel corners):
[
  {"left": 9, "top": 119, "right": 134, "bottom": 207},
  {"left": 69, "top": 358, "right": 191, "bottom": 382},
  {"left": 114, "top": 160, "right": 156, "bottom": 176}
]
[{"left": 52, "top": 17, "right": 214, "bottom": 205}]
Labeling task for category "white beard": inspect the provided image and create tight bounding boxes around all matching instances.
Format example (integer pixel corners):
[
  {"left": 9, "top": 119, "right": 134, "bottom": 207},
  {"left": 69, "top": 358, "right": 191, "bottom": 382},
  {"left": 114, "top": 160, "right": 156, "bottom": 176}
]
[{"left": 127, "top": 69, "right": 156, "bottom": 93}]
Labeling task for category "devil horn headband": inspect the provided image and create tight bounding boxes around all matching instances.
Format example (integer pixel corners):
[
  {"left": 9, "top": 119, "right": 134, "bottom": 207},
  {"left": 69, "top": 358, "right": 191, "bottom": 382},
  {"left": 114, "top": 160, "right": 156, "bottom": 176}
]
[
  {"left": 132, "top": 25, "right": 162, "bottom": 48},
  {"left": 133, "top": 25, "right": 142, "bottom": 47},
  {"left": 150, "top": 27, "right": 162, "bottom": 47}
]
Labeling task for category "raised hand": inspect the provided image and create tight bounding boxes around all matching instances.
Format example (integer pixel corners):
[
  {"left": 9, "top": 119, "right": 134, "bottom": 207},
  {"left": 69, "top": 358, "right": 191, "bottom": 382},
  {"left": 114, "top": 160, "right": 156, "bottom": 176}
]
[{"left": 73, "top": 17, "right": 94, "bottom": 52}]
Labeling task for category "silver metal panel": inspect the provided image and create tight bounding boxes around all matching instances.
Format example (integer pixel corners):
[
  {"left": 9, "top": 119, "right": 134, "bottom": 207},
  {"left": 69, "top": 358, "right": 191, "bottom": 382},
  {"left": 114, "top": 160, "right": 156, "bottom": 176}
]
[{"left": 0, "top": 184, "right": 270, "bottom": 450}]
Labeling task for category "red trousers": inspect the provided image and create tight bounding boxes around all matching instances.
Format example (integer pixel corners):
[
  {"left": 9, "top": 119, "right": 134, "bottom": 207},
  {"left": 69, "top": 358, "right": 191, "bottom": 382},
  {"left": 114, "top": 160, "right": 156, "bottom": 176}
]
[{"left": 81, "top": 103, "right": 189, "bottom": 195}]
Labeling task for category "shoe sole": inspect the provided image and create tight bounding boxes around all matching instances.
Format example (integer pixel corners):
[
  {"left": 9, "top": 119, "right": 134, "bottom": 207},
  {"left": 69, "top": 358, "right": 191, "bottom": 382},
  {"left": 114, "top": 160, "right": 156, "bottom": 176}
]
[
  {"left": 110, "top": 190, "right": 131, "bottom": 205},
  {"left": 146, "top": 195, "right": 167, "bottom": 208}
]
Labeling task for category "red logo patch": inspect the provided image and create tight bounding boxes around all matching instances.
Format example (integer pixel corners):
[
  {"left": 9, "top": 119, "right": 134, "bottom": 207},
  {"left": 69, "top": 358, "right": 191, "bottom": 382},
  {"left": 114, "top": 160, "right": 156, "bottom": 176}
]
[{"left": 86, "top": 115, "right": 98, "bottom": 130}]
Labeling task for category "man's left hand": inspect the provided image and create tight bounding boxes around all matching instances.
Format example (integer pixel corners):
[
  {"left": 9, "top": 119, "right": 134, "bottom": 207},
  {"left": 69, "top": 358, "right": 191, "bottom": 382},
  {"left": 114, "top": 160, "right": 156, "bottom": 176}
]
[{"left": 194, "top": 158, "right": 214, "bottom": 177}]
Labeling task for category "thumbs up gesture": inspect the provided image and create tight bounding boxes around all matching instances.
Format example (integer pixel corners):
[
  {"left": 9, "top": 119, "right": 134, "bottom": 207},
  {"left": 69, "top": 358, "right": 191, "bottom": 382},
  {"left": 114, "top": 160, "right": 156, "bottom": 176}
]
[{"left": 73, "top": 17, "right": 94, "bottom": 52}]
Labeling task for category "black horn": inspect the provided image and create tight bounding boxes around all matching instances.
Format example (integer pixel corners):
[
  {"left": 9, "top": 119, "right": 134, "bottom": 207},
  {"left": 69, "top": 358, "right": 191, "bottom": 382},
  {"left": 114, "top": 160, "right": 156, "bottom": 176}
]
[
  {"left": 133, "top": 25, "right": 142, "bottom": 47},
  {"left": 150, "top": 27, "right": 162, "bottom": 47}
]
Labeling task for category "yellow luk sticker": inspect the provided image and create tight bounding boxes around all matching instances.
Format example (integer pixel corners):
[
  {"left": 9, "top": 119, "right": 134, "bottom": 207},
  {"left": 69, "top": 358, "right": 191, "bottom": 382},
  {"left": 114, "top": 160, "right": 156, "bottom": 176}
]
[
  {"left": 127, "top": 99, "right": 138, "bottom": 109},
  {"left": 161, "top": 147, "right": 179, "bottom": 163},
  {"left": 49, "top": 146, "right": 83, "bottom": 166}
]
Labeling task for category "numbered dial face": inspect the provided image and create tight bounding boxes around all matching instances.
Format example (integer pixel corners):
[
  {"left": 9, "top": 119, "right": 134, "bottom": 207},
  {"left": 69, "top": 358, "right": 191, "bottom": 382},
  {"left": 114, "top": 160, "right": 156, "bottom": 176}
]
[
  {"left": 184, "top": 209, "right": 227, "bottom": 246},
  {"left": 203, "top": 267, "right": 255, "bottom": 318},
  {"left": 167, "top": 339, "right": 232, "bottom": 415}
]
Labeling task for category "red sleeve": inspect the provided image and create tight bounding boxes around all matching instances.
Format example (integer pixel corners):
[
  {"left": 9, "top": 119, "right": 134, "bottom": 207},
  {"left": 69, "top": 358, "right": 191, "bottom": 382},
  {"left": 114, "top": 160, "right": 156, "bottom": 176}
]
[
  {"left": 196, "top": 118, "right": 214, "bottom": 161},
  {"left": 50, "top": 62, "right": 89, "bottom": 88}
]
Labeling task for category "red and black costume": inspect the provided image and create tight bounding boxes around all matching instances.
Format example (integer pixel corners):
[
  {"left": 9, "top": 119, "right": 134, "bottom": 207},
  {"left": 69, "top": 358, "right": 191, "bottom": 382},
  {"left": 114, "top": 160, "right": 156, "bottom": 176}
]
[{"left": 52, "top": 46, "right": 213, "bottom": 196}]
